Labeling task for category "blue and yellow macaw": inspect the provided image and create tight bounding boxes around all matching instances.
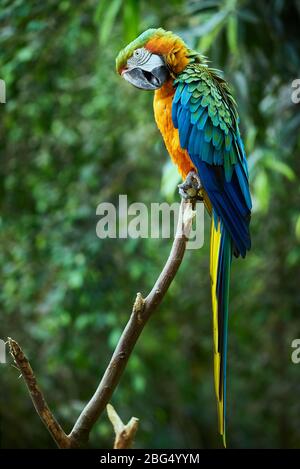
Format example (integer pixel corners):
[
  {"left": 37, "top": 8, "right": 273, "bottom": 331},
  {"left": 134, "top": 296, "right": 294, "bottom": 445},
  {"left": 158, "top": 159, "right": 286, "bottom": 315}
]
[{"left": 116, "top": 28, "right": 252, "bottom": 446}]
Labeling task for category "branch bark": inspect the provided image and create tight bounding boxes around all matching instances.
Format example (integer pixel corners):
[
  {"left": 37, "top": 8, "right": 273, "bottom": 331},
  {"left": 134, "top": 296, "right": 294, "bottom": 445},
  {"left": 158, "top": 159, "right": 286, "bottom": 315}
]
[
  {"left": 8, "top": 338, "right": 71, "bottom": 448},
  {"left": 8, "top": 199, "right": 196, "bottom": 448}
]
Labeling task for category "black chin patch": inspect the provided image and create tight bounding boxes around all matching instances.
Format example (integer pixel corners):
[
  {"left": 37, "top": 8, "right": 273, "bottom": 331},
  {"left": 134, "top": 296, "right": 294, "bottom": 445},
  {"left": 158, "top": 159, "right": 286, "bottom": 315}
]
[
  {"left": 123, "top": 65, "right": 169, "bottom": 90},
  {"left": 151, "top": 65, "right": 169, "bottom": 86},
  {"left": 142, "top": 69, "right": 160, "bottom": 87}
]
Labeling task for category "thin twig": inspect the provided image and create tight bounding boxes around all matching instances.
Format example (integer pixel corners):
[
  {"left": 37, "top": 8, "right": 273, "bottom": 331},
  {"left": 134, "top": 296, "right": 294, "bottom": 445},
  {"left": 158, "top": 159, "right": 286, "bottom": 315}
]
[
  {"left": 8, "top": 338, "right": 71, "bottom": 448},
  {"left": 107, "top": 404, "right": 139, "bottom": 449}
]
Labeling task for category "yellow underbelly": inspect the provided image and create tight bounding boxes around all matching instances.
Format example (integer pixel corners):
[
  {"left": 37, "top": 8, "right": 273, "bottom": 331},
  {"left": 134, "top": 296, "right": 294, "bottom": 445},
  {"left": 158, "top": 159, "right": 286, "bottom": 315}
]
[
  {"left": 153, "top": 80, "right": 195, "bottom": 179},
  {"left": 153, "top": 80, "right": 212, "bottom": 214}
]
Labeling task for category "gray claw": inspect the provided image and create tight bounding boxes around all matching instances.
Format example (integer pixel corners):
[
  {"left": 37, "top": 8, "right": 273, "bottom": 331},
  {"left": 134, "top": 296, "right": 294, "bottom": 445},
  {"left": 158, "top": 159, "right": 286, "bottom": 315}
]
[{"left": 178, "top": 171, "right": 203, "bottom": 201}]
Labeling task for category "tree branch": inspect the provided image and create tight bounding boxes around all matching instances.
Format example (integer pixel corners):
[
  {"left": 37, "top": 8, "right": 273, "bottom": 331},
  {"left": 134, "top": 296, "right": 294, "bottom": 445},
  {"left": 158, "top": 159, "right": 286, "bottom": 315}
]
[
  {"left": 8, "top": 199, "right": 196, "bottom": 448},
  {"left": 107, "top": 404, "right": 139, "bottom": 449},
  {"left": 69, "top": 199, "right": 195, "bottom": 446},
  {"left": 8, "top": 338, "right": 71, "bottom": 448}
]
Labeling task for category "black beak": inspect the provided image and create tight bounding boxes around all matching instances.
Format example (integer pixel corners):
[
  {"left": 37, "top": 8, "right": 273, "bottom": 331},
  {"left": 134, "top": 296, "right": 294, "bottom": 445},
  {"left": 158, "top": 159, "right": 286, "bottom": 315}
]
[{"left": 122, "top": 65, "right": 169, "bottom": 90}]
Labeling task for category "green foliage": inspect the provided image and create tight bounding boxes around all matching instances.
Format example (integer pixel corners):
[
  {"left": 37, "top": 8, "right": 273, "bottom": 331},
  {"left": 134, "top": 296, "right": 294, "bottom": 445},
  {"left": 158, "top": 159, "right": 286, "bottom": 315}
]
[
  {"left": 1, "top": 0, "right": 300, "bottom": 449},
  {"left": 95, "top": 0, "right": 124, "bottom": 45}
]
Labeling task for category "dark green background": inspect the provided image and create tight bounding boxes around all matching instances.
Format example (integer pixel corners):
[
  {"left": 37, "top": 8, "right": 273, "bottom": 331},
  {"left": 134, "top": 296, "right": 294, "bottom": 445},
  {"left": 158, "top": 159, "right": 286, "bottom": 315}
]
[{"left": 1, "top": 0, "right": 300, "bottom": 449}]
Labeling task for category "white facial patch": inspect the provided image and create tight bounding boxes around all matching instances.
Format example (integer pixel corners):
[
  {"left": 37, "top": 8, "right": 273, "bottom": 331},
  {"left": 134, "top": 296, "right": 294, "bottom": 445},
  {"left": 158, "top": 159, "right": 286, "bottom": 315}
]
[{"left": 127, "top": 47, "right": 165, "bottom": 72}]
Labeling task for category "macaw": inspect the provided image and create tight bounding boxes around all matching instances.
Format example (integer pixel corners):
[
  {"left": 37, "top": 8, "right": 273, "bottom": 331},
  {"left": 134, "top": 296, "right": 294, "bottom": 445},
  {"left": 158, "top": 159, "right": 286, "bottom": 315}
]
[{"left": 116, "top": 28, "right": 252, "bottom": 446}]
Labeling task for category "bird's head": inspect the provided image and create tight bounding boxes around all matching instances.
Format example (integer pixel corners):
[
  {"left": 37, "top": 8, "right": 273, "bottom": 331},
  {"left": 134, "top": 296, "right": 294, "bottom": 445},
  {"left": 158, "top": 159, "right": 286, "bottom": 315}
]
[{"left": 116, "top": 28, "right": 190, "bottom": 91}]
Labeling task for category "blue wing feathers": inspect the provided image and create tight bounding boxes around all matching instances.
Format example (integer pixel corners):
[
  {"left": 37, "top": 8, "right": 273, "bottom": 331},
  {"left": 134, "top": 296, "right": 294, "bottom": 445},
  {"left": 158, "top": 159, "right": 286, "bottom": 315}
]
[
  {"left": 188, "top": 125, "right": 198, "bottom": 155},
  {"left": 177, "top": 106, "right": 187, "bottom": 130},
  {"left": 197, "top": 160, "right": 251, "bottom": 257},
  {"left": 214, "top": 148, "right": 223, "bottom": 165},
  {"left": 197, "top": 111, "right": 209, "bottom": 130},
  {"left": 180, "top": 87, "right": 192, "bottom": 107},
  {"left": 191, "top": 106, "right": 205, "bottom": 125},
  {"left": 180, "top": 111, "right": 191, "bottom": 148},
  {"left": 195, "top": 129, "right": 204, "bottom": 156},
  {"left": 172, "top": 101, "right": 179, "bottom": 127},
  {"left": 234, "top": 164, "right": 252, "bottom": 211},
  {"left": 204, "top": 120, "right": 213, "bottom": 143},
  {"left": 212, "top": 127, "right": 223, "bottom": 150},
  {"left": 172, "top": 81, "right": 251, "bottom": 257},
  {"left": 173, "top": 82, "right": 184, "bottom": 103},
  {"left": 190, "top": 100, "right": 202, "bottom": 112},
  {"left": 225, "top": 133, "right": 232, "bottom": 151}
]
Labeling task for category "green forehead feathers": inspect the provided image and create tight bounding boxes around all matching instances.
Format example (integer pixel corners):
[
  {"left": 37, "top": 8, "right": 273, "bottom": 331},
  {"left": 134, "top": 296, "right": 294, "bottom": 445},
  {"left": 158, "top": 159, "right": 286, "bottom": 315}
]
[{"left": 116, "top": 28, "right": 167, "bottom": 72}]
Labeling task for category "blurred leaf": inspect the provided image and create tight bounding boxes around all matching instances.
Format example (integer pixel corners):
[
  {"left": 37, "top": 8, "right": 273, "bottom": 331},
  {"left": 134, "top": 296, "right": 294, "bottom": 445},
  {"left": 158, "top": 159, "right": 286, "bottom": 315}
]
[
  {"left": 186, "top": 0, "right": 220, "bottom": 15},
  {"left": 226, "top": 13, "right": 238, "bottom": 55},
  {"left": 197, "top": 9, "right": 229, "bottom": 52},
  {"left": 237, "top": 8, "right": 259, "bottom": 23},
  {"left": 195, "top": 8, "right": 229, "bottom": 37},
  {"left": 253, "top": 170, "right": 270, "bottom": 213},
  {"left": 264, "top": 158, "right": 296, "bottom": 181},
  {"left": 161, "top": 161, "right": 181, "bottom": 201},
  {"left": 295, "top": 215, "right": 300, "bottom": 241},
  {"left": 95, "top": 0, "right": 123, "bottom": 45},
  {"left": 133, "top": 374, "right": 146, "bottom": 393},
  {"left": 123, "top": 0, "right": 140, "bottom": 43},
  {"left": 108, "top": 328, "right": 122, "bottom": 349}
]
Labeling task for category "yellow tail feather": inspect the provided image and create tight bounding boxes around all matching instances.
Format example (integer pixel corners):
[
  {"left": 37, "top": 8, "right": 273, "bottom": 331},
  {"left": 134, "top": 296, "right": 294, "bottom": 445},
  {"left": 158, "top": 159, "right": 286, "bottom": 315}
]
[{"left": 210, "top": 218, "right": 225, "bottom": 444}]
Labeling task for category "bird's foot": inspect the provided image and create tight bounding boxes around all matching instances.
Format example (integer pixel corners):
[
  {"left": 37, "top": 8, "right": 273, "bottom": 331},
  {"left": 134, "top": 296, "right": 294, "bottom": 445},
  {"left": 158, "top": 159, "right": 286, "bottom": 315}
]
[{"left": 178, "top": 171, "right": 203, "bottom": 203}]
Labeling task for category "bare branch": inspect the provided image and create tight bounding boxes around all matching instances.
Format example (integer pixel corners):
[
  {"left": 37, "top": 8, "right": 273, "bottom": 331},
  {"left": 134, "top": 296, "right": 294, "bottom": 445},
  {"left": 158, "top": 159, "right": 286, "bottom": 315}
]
[
  {"left": 69, "top": 199, "right": 195, "bottom": 446},
  {"left": 8, "top": 338, "right": 71, "bottom": 448},
  {"left": 107, "top": 404, "right": 139, "bottom": 449},
  {"left": 9, "top": 199, "right": 196, "bottom": 448}
]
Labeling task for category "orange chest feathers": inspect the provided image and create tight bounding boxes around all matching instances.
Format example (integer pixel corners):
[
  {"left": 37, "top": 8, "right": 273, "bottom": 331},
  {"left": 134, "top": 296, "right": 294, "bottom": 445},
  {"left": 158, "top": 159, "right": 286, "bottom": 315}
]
[{"left": 153, "top": 79, "right": 195, "bottom": 180}]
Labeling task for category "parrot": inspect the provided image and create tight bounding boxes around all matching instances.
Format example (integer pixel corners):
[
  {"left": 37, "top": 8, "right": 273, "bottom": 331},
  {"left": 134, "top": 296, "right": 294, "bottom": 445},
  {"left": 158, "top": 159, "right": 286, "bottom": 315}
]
[{"left": 116, "top": 28, "right": 252, "bottom": 446}]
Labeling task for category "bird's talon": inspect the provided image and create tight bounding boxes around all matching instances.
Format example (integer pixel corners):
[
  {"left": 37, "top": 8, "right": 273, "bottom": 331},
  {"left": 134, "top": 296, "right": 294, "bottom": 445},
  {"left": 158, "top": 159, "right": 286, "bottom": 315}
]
[{"left": 178, "top": 171, "right": 203, "bottom": 202}]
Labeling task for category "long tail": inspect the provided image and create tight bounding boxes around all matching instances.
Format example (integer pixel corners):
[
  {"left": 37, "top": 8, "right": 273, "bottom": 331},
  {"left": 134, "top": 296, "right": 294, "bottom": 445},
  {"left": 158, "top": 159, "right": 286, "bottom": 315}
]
[{"left": 210, "top": 214, "right": 232, "bottom": 447}]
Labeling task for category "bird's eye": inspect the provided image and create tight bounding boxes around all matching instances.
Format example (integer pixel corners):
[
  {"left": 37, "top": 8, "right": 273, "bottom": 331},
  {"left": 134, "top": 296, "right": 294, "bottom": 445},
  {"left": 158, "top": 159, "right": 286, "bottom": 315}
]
[{"left": 134, "top": 50, "right": 140, "bottom": 57}]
